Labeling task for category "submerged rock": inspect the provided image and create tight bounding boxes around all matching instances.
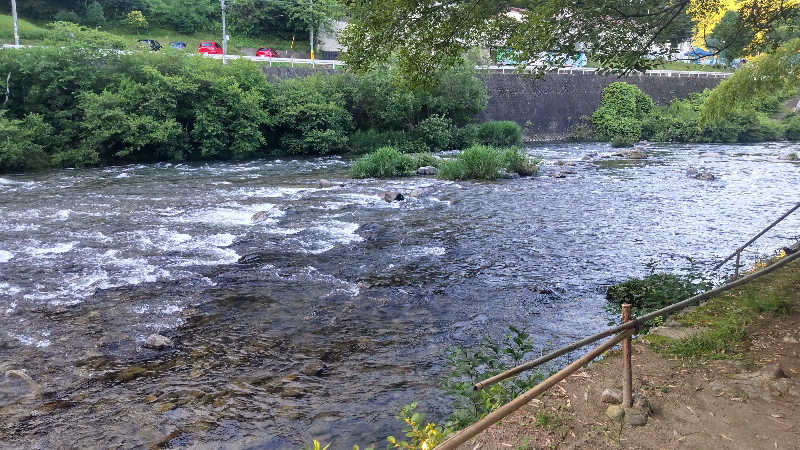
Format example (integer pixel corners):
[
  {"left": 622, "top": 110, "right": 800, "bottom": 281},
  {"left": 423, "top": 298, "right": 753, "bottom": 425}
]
[
  {"left": 694, "top": 171, "right": 715, "bottom": 181},
  {"left": 416, "top": 166, "right": 438, "bottom": 176},
  {"left": 626, "top": 150, "right": 647, "bottom": 159},
  {"left": 251, "top": 209, "right": 274, "bottom": 223},
  {"left": 300, "top": 360, "right": 327, "bottom": 377},
  {"left": 382, "top": 191, "right": 405, "bottom": 202},
  {"left": 144, "top": 334, "right": 173, "bottom": 350},
  {"left": 779, "top": 153, "right": 798, "bottom": 161},
  {"left": 552, "top": 171, "right": 567, "bottom": 178}
]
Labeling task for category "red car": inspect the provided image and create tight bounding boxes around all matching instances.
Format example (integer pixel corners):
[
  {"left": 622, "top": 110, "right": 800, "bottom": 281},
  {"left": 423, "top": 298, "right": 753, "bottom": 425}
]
[
  {"left": 198, "top": 41, "right": 223, "bottom": 54},
  {"left": 256, "top": 47, "right": 279, "bottom": 57}
]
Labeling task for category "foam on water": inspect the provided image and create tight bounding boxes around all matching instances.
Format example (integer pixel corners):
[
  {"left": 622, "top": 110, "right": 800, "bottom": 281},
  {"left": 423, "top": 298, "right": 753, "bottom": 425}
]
[
  {"left": 406, "top": 246, "right": 446, "bottom": 258},
  {"left": 29, "top": 242, "right": 77, "bottom": 257},
  {"left": 0, "top": 250, "right": 13, "bottom": 262},
  {"left": 178, "top": 203, "right": 283, "bottom": 226},
  {"left": 304, "top": 221, "right": 363, "bottom": 254}
]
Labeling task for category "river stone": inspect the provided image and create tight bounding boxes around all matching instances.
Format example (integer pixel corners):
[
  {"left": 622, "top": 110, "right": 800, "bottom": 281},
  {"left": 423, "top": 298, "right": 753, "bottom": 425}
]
[
  {"left": 624, "top": 408, "right": 648, "bottom": 426},
  {"left": 251, "top": 210, "right": 272, "bottom": 223},
  {"left": 416, "top": 166, "right": 438, "bottom": 176},
  {"left": 498, "top": 170, "right": 519, "bottom": 179},
  {"left": 301, "top": 361, "right": 326, "bottom": 377},
  {"left": 318, "top": 179, "right": 334, "bottom": 188},
  {"left": 144, "top": 334, "right": 173, "bottom": 350},
  {"left": 601, "top": 388, "right": 622, "bottom": 404},
  {"left": 408, "top": 189, "right": 424, "bottom": 198},
  {"left": 382, "top": 191, "right": 405, "bottom": 202},
  {"left": 626, "top": 150, "right": 647, "bottom": 159},
  {"left": 606, "top": 405, "right": 624, "bottom": 420},
  {"left": 552, "top": 171, "right": 566, "bottom": 178},
  {"left": 760, "top": 364, "right": 789, "bottom": 380},
  {"left": 779, "top": 153, "right": 799, "bottom": 161},
  {"left": 694, "top": 171, "right": 715, "bottom": 181}
]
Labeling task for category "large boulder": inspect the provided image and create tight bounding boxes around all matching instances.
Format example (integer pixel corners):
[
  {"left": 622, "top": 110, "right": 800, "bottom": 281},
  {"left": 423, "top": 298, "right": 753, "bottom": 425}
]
[
  {"left": 626, "top": 150, "right": 647, "bottom": 159},
  {"left": 143, "top": 334, "right": 173, "bottom": 350},
  {"left": 416, "top": 166, "right": 438, "bottom": 176}
]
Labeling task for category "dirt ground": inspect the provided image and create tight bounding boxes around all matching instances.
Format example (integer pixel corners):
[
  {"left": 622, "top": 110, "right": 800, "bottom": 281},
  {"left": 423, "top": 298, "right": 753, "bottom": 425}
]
[{"left": 463, "top": 305, "right": 800, "bottom": 449}]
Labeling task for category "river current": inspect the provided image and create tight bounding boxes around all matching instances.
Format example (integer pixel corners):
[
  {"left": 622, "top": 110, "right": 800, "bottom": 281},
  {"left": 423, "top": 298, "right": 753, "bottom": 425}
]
[{"left": 0, "top": 142, "right": 798, "bottom": 448}]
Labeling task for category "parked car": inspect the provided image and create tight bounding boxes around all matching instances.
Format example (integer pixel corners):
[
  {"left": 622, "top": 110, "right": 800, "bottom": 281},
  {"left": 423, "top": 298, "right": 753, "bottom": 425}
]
[
  {"left": 170, "top": 41, "right": 187, "bottom": 49},
  {"left": 198, "top": 41, "right": 223, "bottom": 54},
  {"left": 256, "top": 47, "right": 279, "bottom": 57},
  {"left": 137, "top": 39, "right": 162, "bottom": 51}
]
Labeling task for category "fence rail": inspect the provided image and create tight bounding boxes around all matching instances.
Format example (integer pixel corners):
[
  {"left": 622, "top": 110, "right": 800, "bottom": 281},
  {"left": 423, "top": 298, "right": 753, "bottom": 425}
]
[{"left": 436, "top": 228, "right": 800, "bottom": 448}]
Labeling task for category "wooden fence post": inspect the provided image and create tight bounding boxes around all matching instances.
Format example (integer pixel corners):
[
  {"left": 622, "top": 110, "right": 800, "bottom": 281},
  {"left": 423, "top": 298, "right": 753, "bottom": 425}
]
[{"left": 622, "top": 303, "right": 632, "bottom": 408}]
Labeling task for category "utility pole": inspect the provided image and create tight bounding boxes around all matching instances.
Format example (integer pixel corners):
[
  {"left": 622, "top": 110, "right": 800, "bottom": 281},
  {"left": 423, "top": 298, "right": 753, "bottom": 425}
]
[
  {"left": 309, "top": 0, "right": 315, "bottom": 61},
  {"left": 10, "top": 0, "right": 20, "bottom": 46},
  {"left": 220, "top": 0, "right": 227, "bottom": 64}
]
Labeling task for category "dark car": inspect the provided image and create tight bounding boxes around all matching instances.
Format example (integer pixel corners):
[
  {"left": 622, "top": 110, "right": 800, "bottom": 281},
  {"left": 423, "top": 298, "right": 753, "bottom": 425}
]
[
  {"left": 169, "top": 41, "right": 187, "bottom": 49},
  {"left": 255, "top": 47, "right": 279, "bottom": 57},
  {"left": 137, "top": 39, "right": 162, "bottom": 51}
]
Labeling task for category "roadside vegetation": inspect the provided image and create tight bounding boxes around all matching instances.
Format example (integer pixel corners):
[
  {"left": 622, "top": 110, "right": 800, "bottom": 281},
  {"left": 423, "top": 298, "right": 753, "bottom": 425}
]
[{"left": 0, "top": 33, "right": 490, "bottom": 172}]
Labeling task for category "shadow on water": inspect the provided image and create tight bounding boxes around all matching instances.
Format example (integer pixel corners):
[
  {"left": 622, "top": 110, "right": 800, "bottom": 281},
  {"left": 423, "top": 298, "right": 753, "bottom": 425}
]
[{"left": 1, "top": 143, "right": 799, "bottom": 447}]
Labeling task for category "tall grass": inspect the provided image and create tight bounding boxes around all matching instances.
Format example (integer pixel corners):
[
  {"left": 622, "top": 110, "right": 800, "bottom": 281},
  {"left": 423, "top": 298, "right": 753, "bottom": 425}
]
[
  {"left": 437, "top": 145, "right": 539, "bottom": 180},
  {"left": 0, "top": 14, "right": 48, "bottom": 43},
  {"left": 349, "top": 146, "right": 416, "bottom": 178}
]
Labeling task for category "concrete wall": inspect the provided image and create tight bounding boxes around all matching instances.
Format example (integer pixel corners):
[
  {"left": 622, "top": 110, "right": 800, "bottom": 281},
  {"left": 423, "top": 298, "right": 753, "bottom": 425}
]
[
  {"left": 477, "top": 71, "right": 724, "bottom": 138},
  {"left": 261, "top": 67, "right": 725, "bottom": 137}
]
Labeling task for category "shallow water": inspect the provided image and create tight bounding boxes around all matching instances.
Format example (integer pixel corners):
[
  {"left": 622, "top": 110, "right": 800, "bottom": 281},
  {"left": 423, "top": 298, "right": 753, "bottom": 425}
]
[{"left": 1, "top": 142, "right": 798, "bottom": 448}]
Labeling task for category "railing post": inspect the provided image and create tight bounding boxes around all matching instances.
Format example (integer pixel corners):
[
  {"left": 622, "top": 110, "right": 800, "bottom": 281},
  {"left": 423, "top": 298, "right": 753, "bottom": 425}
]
[
  {"left": 735, "top": 251, "right": 741, "bottom": 278},
  {"left": 622, "top": 303, "right": 632, "bottom": 408}
]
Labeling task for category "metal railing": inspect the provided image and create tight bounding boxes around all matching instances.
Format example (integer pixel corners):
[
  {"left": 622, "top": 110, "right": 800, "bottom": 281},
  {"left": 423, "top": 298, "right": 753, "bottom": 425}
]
[
  {"left": 713, "top": 202, "right": 800, "bottom": 277},
  {"left": 436, "top": 227, "right": 800, "bottom": 449}
]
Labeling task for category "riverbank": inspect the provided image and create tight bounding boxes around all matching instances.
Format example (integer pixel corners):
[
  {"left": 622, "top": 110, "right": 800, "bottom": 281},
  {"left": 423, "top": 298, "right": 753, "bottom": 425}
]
[{"left": 465, "top": 254, "right": 800, "bottom": 449}]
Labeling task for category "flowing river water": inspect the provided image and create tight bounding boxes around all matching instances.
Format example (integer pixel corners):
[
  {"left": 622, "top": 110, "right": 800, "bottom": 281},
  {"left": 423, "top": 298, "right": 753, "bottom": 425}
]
[{"left": 0, "top": 142, "right": 798, "bottom": 448}]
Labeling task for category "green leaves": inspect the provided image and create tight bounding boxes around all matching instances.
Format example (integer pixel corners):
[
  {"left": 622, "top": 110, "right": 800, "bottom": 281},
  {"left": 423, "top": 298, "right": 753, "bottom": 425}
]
[{"left": 592, "top": 82, "right": 655, "bottom": 145}]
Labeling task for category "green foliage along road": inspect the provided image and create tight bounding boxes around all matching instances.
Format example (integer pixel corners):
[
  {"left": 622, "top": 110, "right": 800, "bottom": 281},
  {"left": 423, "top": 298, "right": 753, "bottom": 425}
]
[{"left": 0, "top": 45, "right": 490, "bottom": 173}]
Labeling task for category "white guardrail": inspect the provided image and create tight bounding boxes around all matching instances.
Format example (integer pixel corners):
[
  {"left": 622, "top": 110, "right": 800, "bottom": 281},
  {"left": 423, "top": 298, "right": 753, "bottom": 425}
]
[{"left": 1, "top": 44, "right": 733, "bottom": 77}]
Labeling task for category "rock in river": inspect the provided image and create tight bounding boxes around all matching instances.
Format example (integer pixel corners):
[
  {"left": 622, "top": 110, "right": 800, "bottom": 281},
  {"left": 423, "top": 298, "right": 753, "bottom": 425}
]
[
  {"left": 416, "top": 166, "right": 438, "bottom": 176},
  {"left": 382, "top": 191, "right": 405, "bottom": 202},
  {"left": 143, "top": 334, "right": 173, "bottom": 350}
]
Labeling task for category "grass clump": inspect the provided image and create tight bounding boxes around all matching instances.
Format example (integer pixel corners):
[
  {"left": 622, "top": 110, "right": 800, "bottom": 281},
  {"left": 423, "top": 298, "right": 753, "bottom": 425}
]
[
  {"left": 437, "top": 145, "right": 539, "bottom": 180},
  {"left": 349, "top": 146, "right": 416, "bottom": 178},
  {"left": 646, "top": 257, "right": 799, "bottom": 359}
]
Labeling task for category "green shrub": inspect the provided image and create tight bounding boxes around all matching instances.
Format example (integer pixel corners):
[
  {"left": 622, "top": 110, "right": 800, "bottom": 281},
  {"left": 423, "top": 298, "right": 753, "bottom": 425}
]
[
  {"left": 568, "top": 115, "right": 595, "bottom": 142},
  {"left": 414, "top": 114, "right": 453, "bottom": 152},
  {"left": 606, "top": 265, "right": 711, "bottom": 331},
  {"left": 410, "top": 152, "right": 439, "bottom": 168},
  {"left": 0, "top": 112, "right": 54, "bottom": 172},
  {"left": 443, "top": 326, "right": 544, "bottom": 429},
  {"left": 476, "top": 121, "right": 522, "bottom": 147},
  {"left": 500, "top": 148, "right": 540, "bottom": 176},
  {"left": 437, "top": 145, "right": 504, "bottom": 180},
  {"left": 452, "top": 124, "right": 480, "bottom": 149},
  {"left": 349, "top": 146, "right": 416, "bottom": 178},
  {"left": 52, "top": 10, "right": 81, "bottom": 24},
  {"left": 45, "top": 21, "right": 126, "bottom": 49},
  {"left": 84, "top": 1, "right": 106, "bottom": 27},
  {"left": 785, "top": 116, "right": 800, "bottom": 141},
  {"left": 592, "top": 82, "right": 654, "bottom": 144},
  {"left": 611, "top": 133, "right": 637, "bottom": 148},
  {"left": 349, "top": 129, "right": 411, "bottom": 154}
]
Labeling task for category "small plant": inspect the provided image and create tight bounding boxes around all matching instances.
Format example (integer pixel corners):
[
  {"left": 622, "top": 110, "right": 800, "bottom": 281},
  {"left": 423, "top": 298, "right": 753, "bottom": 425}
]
[
  {"left": 437, "top": 145, "right": 503, "bottom": 180},
  {"left": 606, "top": 261, "right": 711, "bottom": 331},
  {"left": 350, "top": 146, "right": 416, "bottom": 178},
  {"left": 534, "top": 410, "right": 563, "bottom": 430},
  {"left": 442, "top": 326, "right": 544, "bottom": 429},
  {"left": 309, "top": 440, "right": 330, "bottom": 450},
  {"left": 386, "top": 403, "right": 446, "bottom": 449}
]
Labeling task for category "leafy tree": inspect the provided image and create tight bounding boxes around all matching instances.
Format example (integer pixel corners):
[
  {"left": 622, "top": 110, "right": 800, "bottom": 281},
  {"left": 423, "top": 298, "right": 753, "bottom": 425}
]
[
  {"left": 126, "top": 10, "right": 148, "bottom": 34},
  {"left": 706, "top": 11, "right": 754, "bottom": 61},
  {"left": 84, "top": 1, "right": 106, "bottom": 27},
  {"left": 341, "top": 0, "right": 800, "bottom": 86}
]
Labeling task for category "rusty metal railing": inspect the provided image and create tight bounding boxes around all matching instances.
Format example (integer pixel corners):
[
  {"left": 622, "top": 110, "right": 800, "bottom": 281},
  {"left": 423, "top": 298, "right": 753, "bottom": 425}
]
[
  {"left": 435, "top": 245, "right": 800, "bottom": 449},
  {"left": 713, "top": 202, "right": 800, "bottom": 278}
]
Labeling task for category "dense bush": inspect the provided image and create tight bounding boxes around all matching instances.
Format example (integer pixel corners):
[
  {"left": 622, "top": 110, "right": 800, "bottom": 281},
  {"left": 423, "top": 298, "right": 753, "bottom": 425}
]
[
  {"left": 451, "top": 124, "right": 480, "bottom": 149},
  {"left": 476, "top": 121, "right": 522, "bottom": 147},
  {"left": 785, "top": 116, "right": 800, "bottom": 140},
  {"left": 349, "top": 146, "right": 417, "bottom": 178},
  {"left": 414, "top": 115, "right": 454, "bottom": 152},
  {"left": 0, "top": 40, "right": 489, "bottom": 173},
  {"left": 500, "top": 148, "right": 540, "bottom": 176},
  {"left": 0, "top": 112, "right": 54, "bottom": 171},
  {"left": 592, "top": 82, "right": 654, "bottom": 145},
  {"left": 606, "top": 266, "right": 711, "bottom": 331}
]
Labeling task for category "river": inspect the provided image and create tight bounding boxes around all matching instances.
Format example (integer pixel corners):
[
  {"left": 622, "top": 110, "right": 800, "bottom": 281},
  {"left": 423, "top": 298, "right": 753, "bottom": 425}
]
[{"left": 0, "top": 142, "right": 798, "bottom": 448}]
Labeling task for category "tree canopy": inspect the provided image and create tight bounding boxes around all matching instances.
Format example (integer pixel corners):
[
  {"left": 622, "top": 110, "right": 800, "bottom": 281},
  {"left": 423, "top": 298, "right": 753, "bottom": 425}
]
[{"left": 340, "top": 0, "right": 800, "bottom": 86}]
